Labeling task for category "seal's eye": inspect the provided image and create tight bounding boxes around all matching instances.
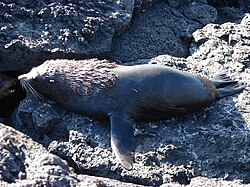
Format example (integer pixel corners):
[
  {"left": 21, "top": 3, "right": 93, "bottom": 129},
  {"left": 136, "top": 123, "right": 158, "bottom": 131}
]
[{"left": 49, "top": 79, "right": 55, "bottom": 83}]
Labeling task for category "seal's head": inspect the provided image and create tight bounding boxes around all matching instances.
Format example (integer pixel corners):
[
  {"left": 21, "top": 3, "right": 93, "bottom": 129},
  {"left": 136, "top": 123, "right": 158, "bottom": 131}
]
[
  {"left": 18, "top": 59, "right": 118, "bottom": 101},
  {"left": 18, "top": 61, "right": 52, "bottom": 100},
  {"left": 0, "top": 73, "right": 16, "bottom": 99}
]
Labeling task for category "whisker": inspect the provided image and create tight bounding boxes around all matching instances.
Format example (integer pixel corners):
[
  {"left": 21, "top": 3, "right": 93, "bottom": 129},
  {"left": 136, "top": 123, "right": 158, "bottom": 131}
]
[
  {"left": 26, "top": 82, "right": 44, "bottom": 101},
  {"left": 20, "top": 80, "right": 44, "bottom": 101}
]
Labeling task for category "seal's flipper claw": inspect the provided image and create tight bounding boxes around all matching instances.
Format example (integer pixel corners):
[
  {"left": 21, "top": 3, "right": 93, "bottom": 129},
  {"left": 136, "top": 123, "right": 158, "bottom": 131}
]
[
  {"left": 109, "top": 113, "right": 135, "bottom": 170},
  {"left": 212, "top": 72, "right": 237, "bottom": 88},
  {"left": 217, "top": 83, "right": 246, "bottom": 98}
]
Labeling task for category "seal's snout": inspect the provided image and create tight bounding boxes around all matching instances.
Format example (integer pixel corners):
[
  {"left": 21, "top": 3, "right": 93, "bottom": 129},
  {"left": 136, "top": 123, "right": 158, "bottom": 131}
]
[
  {"left": 18, "top": 74, "right": 27, "bottom": 81},
  {"left": 18, "top": 70, "right": 45, "bottom": 100},
  {"left": 18, "top": 67, "right": 40, "bottom": 81},
  {"left": 18, "top": 74, "right": 29, "bottom": 92},
  {"left": 18, "top": 74, "right": 31, "bottom": 87}
]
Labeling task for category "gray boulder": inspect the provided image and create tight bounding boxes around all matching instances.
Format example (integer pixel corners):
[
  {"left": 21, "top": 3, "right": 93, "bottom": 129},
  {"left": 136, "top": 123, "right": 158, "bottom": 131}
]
[
  {"left": 0, "top": 1, "right": 250, "bottom": 186},
  {"left": 13, "top": 14, "right": 250, "bottom": 186},
  {"left": 111, "top": 1, "right": 217, "bottom": 62},
  {"left": 0, "top": 123, "right": 144, "bottom": 187},
  {"left": 0, "top": 0, "right": 134, "bottom": 72}
]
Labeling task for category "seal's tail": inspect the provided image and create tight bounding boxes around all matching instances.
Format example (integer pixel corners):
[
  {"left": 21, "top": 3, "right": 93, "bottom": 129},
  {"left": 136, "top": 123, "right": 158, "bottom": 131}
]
[
  {"left": 212, "top": 72, "right": 237, "bottom": 88},
  {"left": 217, "top": 83, "right": 245, "bottom": 98},
  {"left": 212, "top": 72, "right": 245, "bottom": 98}
]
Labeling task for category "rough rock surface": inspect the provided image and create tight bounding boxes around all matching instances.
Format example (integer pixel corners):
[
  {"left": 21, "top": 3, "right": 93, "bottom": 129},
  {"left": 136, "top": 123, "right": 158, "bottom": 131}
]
[
  {"left": 12, "top": 14, "right": 250, "bottom": 186},
  {"left": 111, "top": 1, "right": 217, "bottom": 62},
  {"left": 0, "top": 0, "right": 134, "bottom": 72},
  {"left": 0, "top": 1, "right": 250, "bottom": 187},
  {"left": 0, "top": 123, "right": 144, "bottom": 187}
]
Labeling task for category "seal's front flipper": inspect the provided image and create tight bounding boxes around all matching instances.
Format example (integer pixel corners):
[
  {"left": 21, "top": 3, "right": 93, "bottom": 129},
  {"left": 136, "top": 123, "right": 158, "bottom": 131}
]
[
  {"left": 109, "top": 112, "right": 135, "bottom": 170},
  {"left": 212, "top": 72, "right": 237, "bottom": 88},
  {"left": 217, "top": 83, "right": 245, "bottom": 98}
]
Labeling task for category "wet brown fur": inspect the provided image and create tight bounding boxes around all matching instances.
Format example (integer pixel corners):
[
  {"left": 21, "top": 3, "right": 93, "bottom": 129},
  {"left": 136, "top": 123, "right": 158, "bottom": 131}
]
[{"left": 33, "top": 58, "right": 118, "bottom": 96}]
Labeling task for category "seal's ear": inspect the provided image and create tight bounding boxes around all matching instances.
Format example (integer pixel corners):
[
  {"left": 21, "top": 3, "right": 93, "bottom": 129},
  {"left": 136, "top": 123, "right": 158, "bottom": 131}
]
[{"left": 109, "top": 112, "right": 135, "bottom": 170}]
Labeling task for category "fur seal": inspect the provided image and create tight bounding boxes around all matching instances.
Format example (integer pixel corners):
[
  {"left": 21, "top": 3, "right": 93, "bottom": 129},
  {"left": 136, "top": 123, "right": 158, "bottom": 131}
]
[
  {"left": 18, "top": 59, "right": 245, "bottom": 169},
  {"left": 0, "top": 73, "right": 16, "bottom": 100}
]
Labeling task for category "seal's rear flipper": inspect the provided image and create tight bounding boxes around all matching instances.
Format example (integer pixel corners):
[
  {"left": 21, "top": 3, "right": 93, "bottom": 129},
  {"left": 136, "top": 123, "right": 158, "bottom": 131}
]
[
  {"left": 109, "top": 112, "right": 135, "bottom": 170},
  {"left": 212, "top": 72, "right": 237, "bottom": 88},
  {"left": 217, "top": 83, "right": 245, "bottom": 98}
]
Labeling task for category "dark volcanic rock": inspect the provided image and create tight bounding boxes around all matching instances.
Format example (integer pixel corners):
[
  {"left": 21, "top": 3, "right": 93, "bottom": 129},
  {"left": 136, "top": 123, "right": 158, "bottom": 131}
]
[
  {"left": 207, "top": 0, "right": 248, "bottom": 23},
  {"left": 0, "top": 123, "right": 144, "bottom": 187},
  {"left": 0, "top": 0, "right": 134, "bottom": 72},
  {"left": 0, "top": 122, "right": 78, "bottom": 186},
  {"left": 111, "top": 1, "right": 217, "bottom": 62},
  {"left": 0, "top": 1, "right": 250, "bottom": 187},
  {"left": 0, "top": 71, "right": 25, "bottom": 122},
  {"left": 11, "top": 13, "right": 250, "bottom": 186}
]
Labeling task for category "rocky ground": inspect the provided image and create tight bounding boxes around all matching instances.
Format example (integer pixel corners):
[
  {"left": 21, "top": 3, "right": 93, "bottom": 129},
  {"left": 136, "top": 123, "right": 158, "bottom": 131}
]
[{"left": 0, "top": 0, "right": 250, "bottom": 186}]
